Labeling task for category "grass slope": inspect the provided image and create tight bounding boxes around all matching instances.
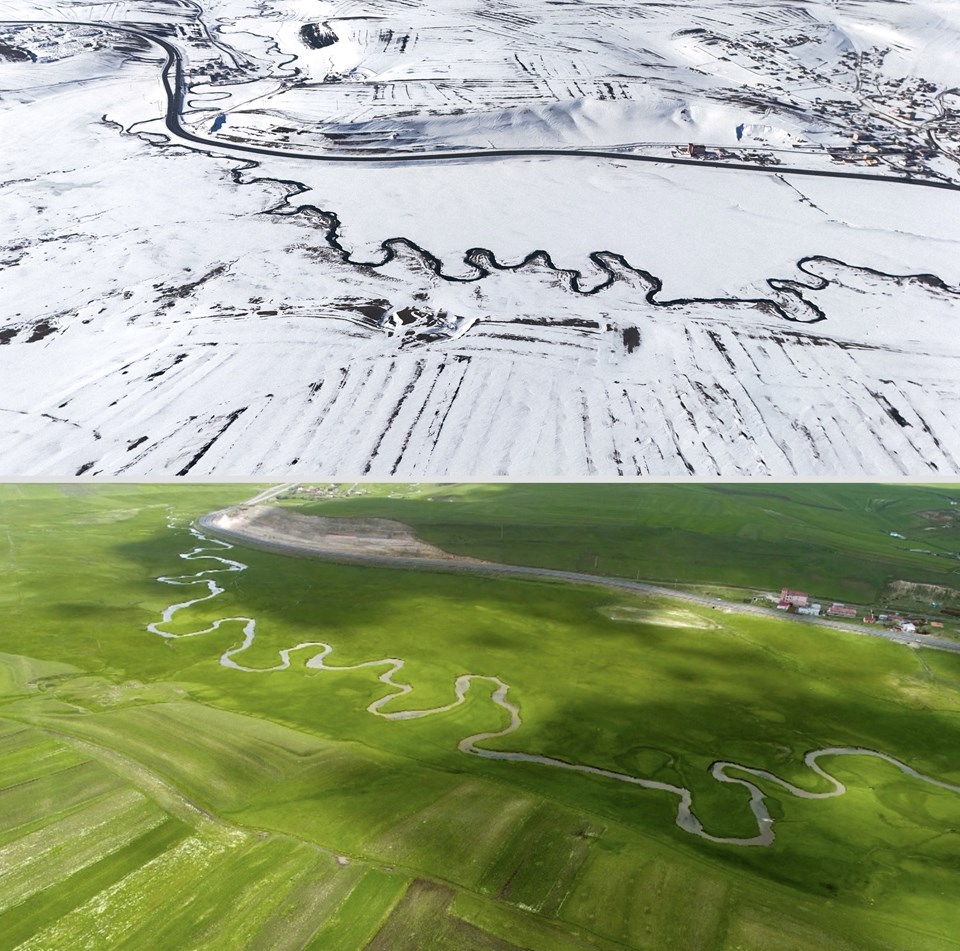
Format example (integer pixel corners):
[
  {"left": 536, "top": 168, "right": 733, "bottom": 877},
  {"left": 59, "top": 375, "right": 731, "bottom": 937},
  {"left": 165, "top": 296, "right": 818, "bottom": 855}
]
[
  {"left": 288, "top": 483, "right": 960, "bottom": 607},
  {"left": 1, "top": 484, "right": 960, "bottom": 950}
]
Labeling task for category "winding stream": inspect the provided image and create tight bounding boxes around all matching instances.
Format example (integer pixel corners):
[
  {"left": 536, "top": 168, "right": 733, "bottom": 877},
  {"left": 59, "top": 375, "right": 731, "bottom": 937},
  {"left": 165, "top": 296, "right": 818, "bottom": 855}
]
[{"left": 148, "top": 524, "right": 960, "bottom": 847}]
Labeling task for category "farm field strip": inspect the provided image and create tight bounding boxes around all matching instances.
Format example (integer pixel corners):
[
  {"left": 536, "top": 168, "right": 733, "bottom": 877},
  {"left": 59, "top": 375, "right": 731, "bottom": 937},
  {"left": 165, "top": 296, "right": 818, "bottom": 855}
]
[
  {"left": 0, "top": 698, "right": 401, "bottom": 951},
  {"left": 148, "top": 521, "right": 960, "bottom": 848}
]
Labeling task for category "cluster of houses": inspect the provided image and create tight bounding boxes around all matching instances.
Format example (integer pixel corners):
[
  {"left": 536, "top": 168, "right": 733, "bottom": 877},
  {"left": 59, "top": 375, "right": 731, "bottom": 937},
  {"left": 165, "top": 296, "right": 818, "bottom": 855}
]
[
  {"left": 773, "top": 588, "right": 939, "bottom": 634},
  {"left": 862, "top": 614, "right": 944, "bottom": 633},
  {"left": 681, "top": 143, "right": 782, "bottom": 166},
  {"left": 776, "top": 588, "right": 856, "bottom": 618}
]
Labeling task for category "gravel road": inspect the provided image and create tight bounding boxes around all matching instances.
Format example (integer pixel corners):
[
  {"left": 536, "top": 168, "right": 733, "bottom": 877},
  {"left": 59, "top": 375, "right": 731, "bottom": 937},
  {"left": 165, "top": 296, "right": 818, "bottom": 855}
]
[{"left": 196, "top": 512, "right": 960, "bottom": 655}]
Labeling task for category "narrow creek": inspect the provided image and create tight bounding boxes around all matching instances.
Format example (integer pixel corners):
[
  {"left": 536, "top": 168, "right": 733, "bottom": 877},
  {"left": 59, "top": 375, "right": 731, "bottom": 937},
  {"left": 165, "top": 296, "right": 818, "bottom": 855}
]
[{"left": 148, "top": 524, "right": 960, "bottom": 847}]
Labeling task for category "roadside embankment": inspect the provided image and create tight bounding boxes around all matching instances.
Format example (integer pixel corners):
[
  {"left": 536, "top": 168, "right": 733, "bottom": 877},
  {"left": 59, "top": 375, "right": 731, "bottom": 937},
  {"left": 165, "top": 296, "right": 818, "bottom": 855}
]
[{"left": 196, "top": 505, "right": 960, "bottom": 654}]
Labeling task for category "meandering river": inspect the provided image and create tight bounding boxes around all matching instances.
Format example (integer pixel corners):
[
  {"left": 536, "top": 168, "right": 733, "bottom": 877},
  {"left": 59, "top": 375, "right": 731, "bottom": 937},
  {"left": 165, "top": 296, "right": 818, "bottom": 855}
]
[{"left": 148, "top": 523, "right": 960, "bottom": 847}]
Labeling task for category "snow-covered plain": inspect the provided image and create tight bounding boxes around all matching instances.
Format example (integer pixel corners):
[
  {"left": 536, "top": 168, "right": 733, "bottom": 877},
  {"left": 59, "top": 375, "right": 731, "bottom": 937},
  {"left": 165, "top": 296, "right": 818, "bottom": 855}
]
[{"left": 2, "top": 0, "right": 960, "bottom": 476}]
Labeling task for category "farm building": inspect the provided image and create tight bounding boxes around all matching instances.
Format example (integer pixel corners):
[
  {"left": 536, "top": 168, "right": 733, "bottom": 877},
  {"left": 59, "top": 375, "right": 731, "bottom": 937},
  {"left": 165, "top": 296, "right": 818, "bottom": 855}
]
[
  {"left": 779, "top": 588, "right": 809, "bottom": 607},
  {"left": 827, "top": 603, "right": 858, "bottom": 618}
]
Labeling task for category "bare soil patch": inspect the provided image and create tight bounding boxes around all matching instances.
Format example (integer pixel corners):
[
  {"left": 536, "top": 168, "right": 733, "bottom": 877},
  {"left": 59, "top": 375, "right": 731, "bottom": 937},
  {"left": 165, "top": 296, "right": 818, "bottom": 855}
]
[
  {"left": 885, "top": 580, "right": 960, "bottom": 604},
  {"left": 206, "top": 505, "right": 483, "bottom": 562},
  {"left": 600, "top": 605, "right": 721, "bottom": 630}
]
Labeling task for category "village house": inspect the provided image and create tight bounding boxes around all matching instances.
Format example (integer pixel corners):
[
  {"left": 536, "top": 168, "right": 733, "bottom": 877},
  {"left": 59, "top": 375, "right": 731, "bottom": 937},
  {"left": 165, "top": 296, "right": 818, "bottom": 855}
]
[
  {"left": 777, "top": 588, "right": 809, "bottom": 609},
  {"left": 827, "top": 603, "right": 858, "bottom": 618}
]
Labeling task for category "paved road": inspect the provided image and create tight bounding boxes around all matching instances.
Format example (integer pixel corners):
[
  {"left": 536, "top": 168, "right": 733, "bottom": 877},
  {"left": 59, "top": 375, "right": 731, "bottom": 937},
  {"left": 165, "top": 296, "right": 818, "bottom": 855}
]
[
  {"left": 5, "top": 15, "right": 960, "bottom": 191},
  {"left": 241, "top": 483, "right": 300, "bottom": 506},
  {"left": 196, "top": 512, "right": 960, "bottom": 656}
]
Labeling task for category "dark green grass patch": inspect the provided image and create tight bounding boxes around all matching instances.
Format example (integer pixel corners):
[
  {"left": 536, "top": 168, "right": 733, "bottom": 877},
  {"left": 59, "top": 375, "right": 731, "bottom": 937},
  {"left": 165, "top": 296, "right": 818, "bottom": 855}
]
[
  {"left": 478, "top": 801, "right": 601, "bottom": 914},
  {"left": 291, "top": 482, "right": 960, "bottom": 606}
]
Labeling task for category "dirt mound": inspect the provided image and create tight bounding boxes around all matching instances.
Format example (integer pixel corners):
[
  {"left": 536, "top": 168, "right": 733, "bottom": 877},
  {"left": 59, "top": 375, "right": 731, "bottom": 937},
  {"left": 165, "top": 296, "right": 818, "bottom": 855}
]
[
  {"left": 884, "top": 580, "right": 960, "bottom": 604},
  {"left": 207, "top": 505, "right": 477, "bottom": 562}
]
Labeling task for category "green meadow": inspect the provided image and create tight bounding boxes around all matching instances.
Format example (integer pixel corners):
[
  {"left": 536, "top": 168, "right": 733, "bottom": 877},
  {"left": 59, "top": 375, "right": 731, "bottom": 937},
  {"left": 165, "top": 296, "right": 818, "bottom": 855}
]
[
  {"left": 2, "top": 483, "right": 960, "bottom": 950},
  {"left": 290, "top": 482, "right": 960, "bottom": 610}
]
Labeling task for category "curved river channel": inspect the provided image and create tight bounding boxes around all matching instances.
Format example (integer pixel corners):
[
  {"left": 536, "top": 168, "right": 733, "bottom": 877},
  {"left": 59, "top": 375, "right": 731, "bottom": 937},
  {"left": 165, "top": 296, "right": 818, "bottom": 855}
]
[{"left": 148, "top": 524, "right": 960, "bottom": 847}]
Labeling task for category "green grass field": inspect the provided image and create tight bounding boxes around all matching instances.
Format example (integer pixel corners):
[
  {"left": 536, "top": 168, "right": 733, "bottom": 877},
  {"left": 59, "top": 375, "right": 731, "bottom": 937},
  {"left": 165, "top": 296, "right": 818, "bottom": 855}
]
[
  {"left": 288, "top": 483, "right": 960, "bottom": 611},
  {"left": 2, "top": 483, "right": 960, "bottom": 950}
]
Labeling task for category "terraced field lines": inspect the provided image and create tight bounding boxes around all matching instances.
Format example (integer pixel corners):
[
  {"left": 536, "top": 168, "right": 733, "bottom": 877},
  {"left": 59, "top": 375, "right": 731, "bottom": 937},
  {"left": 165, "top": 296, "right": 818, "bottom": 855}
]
[
  {"left": 0, "top": 819, "right": 191, "bottom": 949},
  {"left": 122, "top": 839, "right": 336, "bottom": 950},
  {"left": 0, "top": 758, "right": 125, "bottom": 841},
  {"left": 451, "top": 890, "right": 628, "bottom": 951},
  {"left": 0, "top": 732, "right": 87, "bottom": 796},
  {"left": 0, "top": 788, "right": 166, "bottom": 914},
  {"left": 16, "top": 834, "right": 241, "bottom": 950},
  {"left": 246, "top": 854, "right": 367, "bottom": 951}
]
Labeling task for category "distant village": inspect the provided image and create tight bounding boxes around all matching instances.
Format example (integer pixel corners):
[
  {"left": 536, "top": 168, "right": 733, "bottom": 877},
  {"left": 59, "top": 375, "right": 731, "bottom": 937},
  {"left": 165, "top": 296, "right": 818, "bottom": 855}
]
[
  {"left": 5, "top": 16, "right": 958, "bottom": 182},
  {"left": 771, "top": 587, "right": 948, "bottom": 636},
  {"left": 677, "top": 31, "right": 960, "bottom": 184}
]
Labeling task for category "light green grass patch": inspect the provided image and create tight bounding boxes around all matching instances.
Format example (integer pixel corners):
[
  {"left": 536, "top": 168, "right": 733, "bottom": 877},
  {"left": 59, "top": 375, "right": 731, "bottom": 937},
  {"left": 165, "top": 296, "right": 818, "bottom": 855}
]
[
  {"left": 241, "top": 853, "right": 366, "bottom": 951},
  {"left": 306, "top": 868, "right": 410, "bottom": 951},
  {"left": 0, "top": 818, "right": 190, "bottom": 948},
  {"left": 17, "top": 834, "right": 241, "bottom": 951},
  {"left": 452, "top": 889, "right": 629, "bottom": 951},
  {"left": 20, "top": 700, "right": 334, "bottom": 814},
  {"left": 367, "top": 779, "right": 537, "bottom": 889},
  {"left": 366, "top": 878, "right": 522, "bottom": 951},
  {"left": 600, "top": 604, "right": 722, "bottom": 630},
  {"left": 0, "top": 787, "right": 165, "bottom": 914},
  {"left": 0, "top": 758, "right": 124, "bottom": 841},
  {"left": 130, "top": 838, "right": 339, "bottom": 951},
  {"left": 0, "top": 651, "right": 82, "bottom": 699}
]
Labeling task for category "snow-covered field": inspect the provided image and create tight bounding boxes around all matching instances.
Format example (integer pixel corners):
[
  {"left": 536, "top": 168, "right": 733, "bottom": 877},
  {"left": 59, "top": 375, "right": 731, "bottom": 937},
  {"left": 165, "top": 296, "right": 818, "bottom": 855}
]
[{"left": 2, "top": 0, "right": 960, "bottom": 476}]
